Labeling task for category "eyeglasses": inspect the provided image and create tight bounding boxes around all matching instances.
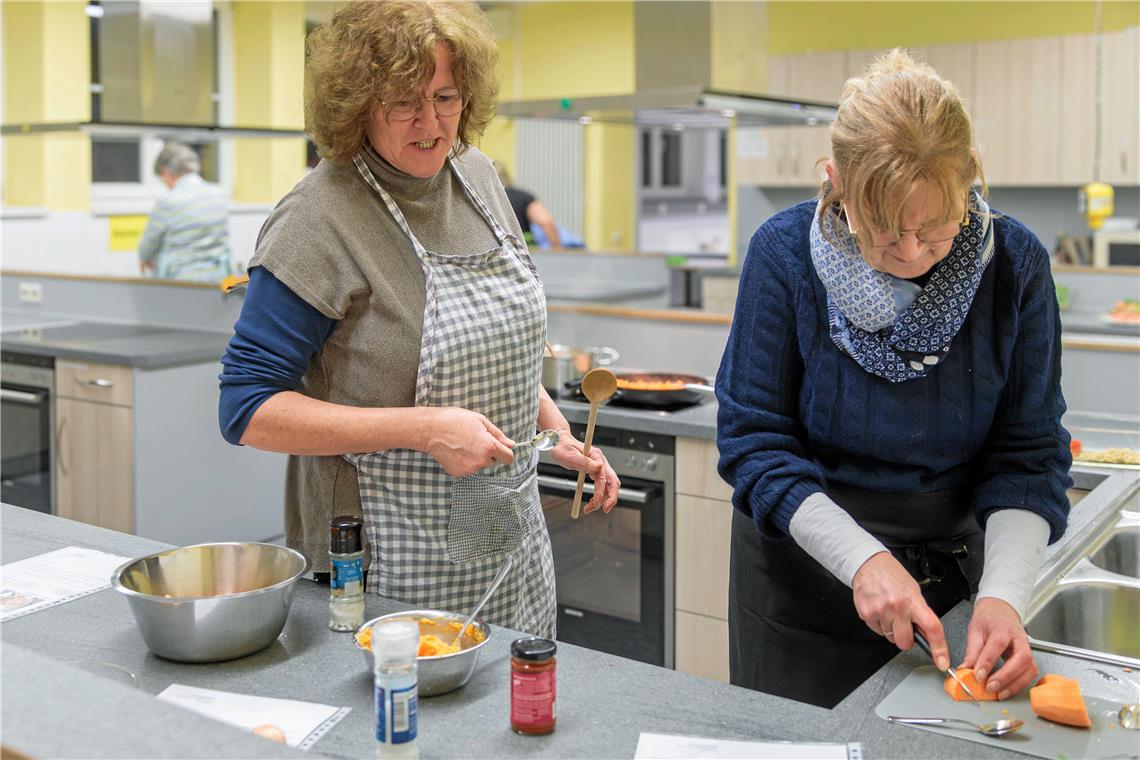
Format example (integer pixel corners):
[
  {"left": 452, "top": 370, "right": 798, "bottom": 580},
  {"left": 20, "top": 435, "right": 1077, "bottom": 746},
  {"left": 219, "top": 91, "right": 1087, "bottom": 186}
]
[
  {"left": 843, "top": 199, "right": 970, "bottom": 249},
  {"left": 383, "top": 89, "right": 465, "bottom": 122}
]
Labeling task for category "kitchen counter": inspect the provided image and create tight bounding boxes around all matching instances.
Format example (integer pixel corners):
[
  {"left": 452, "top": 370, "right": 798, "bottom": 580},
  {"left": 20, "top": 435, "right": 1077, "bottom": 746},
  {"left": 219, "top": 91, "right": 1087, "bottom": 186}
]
[
  {"left": 5, "top": 502, "right": 1137, "bottom": 760},
  {"left": 1, "top": 311, "right": 230, "bottom": 369}
]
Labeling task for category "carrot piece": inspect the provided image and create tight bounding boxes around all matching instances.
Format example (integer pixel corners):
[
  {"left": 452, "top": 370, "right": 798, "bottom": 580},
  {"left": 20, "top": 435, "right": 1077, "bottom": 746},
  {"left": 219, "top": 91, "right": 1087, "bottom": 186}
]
[
  {"left": 943, "top": 668, "right": 1000, "bottom": 701},
  {"left": 1070, "top": 439, "right": 1082, "bottom": 456},
  {"left": 1029, "top": 674, "right": 1091, "bottom": 728}
]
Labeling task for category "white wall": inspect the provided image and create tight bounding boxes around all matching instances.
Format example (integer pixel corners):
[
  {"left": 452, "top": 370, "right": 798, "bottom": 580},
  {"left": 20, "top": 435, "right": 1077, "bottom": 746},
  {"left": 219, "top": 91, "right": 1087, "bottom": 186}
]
[{"left": 0, "top": 206, "right": 270, "bottom": 277}]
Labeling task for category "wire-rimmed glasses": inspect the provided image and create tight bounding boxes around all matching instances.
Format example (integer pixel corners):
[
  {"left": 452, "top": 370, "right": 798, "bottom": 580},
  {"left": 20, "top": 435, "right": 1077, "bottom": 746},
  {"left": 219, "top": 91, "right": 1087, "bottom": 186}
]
[
  {"left": 844, "top": 198, "right": 971, "bottom": 249},
  {"left": 383, "top": 88, "right": 465, "bottom": 122}
]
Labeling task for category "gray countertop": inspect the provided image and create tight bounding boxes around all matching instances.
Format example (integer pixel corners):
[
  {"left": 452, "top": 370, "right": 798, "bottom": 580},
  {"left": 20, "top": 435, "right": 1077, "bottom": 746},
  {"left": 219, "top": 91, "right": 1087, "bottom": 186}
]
[
  {"left": 6, "top": 502, "right": 1137, "bottom": 760},
  {"left": 1, "top": 311, "right": 230, "bottom": 369}
]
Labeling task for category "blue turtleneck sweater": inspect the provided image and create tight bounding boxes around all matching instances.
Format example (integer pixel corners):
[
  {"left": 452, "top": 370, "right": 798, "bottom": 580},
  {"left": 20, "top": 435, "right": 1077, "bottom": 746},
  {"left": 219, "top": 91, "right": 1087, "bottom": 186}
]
[{"left": 715, "top": 201, "right": 1073, "bottom": 543}]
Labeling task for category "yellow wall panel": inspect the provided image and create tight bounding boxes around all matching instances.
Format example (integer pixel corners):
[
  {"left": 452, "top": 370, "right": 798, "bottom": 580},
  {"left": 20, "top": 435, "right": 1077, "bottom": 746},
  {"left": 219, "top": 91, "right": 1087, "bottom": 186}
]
[
  {"left": 478, "top": 118, "right": 516, "bottom": 177},
  {"left": 518, "top": 2, "right": 635, "bottom": 99},
  {"left": 233, "top": 138, "right": 306, "bottom": 205},
  {"left": 711, "top": 2, "right": 768, "bottom": 95},
  {"left": 3, "top": 135, "right": 47, "bottom": 206},
  {"left": 232, "top": 1, "right": 305, "bottom": 203},
  {"left": 41, "top": 1, "right": 90, "bottom": 122},
  {"left": 583, "top": 123, "right": 635, "bottom": 251},
  {"left": 767, "top": 1, "right": 1140, "bottom": 55},
  {"left": 3, "top": 1, "right": 45, "bottom": 123}
]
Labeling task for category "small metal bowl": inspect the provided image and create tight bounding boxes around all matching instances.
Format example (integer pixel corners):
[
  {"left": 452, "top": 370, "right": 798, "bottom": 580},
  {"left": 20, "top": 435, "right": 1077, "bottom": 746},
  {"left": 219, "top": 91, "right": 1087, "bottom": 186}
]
[
  {"left": 354, "top": 610, "right": 491, "bottom": 696},
  {"left": 111, "top": 542, "right": 307, "bottom": 663}
]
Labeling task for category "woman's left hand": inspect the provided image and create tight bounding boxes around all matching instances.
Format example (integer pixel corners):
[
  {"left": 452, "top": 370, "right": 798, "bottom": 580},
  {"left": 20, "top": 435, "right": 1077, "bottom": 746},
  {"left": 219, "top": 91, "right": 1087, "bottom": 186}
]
[
  {"left": 546, "top": 428, "right": 620, "bottom": 514},
  {"left": 960, "top": 596, "right": 1039, "bottom": 700}
]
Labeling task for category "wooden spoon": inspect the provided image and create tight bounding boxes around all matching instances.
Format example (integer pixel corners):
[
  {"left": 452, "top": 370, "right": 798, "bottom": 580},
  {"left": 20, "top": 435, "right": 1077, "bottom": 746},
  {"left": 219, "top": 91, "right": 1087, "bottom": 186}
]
[{"left": 571, "top": 368, "right": 618, "bottom": 519}]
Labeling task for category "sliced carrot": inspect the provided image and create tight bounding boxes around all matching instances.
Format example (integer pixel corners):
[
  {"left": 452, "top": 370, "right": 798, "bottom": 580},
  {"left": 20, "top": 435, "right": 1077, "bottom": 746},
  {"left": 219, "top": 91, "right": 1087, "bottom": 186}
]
[
  {"left": 943, "top": 668, "right": 1000, "bottom": 701},
  {"left": 1029, "top": 674, "right": 1091, "bottom": 728},
  {"left": 1070, "top": 438, "right": 1082, "bottom": 456}
]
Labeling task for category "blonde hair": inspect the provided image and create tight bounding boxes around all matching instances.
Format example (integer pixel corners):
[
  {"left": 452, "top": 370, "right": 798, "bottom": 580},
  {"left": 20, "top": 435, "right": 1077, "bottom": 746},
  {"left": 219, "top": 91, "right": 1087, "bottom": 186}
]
[
  {"left": 305, "top": 0, "right": 500, "bottom": 165},
  {"left": 819, "top": 48, "right": 987, "bottom": 252}
]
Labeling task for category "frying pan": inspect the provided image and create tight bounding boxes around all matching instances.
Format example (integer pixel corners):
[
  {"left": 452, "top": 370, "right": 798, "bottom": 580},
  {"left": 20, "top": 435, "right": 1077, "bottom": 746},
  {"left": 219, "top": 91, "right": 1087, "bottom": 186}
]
[{"left": 566, "top": 372, "right": 714, "bottom": 409}]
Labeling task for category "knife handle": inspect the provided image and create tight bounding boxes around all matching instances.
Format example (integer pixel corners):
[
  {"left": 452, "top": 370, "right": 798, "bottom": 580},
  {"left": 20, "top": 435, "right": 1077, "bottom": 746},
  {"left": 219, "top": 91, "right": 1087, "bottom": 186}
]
[{"left": 912, "top": 628, "right": 934, "bottom": 658}]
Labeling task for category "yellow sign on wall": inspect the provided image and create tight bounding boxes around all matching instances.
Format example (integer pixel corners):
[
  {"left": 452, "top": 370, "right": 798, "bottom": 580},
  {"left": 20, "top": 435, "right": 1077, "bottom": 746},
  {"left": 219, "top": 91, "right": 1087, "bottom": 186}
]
[{"left": 108, "top": 215, "right": 149, "bottom": 252}]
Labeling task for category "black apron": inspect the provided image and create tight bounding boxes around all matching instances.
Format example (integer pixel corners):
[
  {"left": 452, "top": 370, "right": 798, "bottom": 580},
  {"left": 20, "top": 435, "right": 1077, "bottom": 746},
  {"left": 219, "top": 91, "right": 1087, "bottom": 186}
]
[{"left": 728, "top": 483, "right": 984, "bottom": 708}]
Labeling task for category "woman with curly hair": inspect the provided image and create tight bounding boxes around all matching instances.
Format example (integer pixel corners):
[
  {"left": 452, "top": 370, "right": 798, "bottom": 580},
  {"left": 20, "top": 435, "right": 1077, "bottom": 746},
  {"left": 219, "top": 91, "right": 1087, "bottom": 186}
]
[{"left": 218, "top": 0, "right": 618, "bottom": 637}]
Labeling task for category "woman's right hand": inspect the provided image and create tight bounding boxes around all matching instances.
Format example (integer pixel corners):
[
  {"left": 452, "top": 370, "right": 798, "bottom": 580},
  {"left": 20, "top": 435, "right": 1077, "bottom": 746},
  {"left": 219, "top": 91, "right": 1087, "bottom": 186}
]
[
  {"left": 852, "top": 552, "right": 951, "bottom": 670},
  {"left": 421, "top": 407, "right": 515, "bottom": 477}
]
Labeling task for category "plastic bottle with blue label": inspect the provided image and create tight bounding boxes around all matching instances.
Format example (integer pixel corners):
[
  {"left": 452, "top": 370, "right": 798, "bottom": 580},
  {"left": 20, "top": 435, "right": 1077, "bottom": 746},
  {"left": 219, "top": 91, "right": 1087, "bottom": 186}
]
[
  {"left": 373, "top": 619, "right": 419, "bottom": 759},
  {"left": 329, "top": 515, "right": 365, "bottom": 631}
]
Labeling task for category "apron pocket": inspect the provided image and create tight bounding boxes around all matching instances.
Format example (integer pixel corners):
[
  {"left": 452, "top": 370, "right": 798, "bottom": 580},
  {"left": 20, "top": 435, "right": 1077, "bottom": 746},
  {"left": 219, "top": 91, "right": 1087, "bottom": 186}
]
[{"left": 448, "top": 467, "right": 539, "bottom": 564}]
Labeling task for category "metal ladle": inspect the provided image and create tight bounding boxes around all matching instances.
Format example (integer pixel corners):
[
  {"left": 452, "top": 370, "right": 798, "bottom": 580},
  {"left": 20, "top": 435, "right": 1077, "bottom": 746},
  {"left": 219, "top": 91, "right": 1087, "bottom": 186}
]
[
  {"left": 513, "top": 429, "right": 560, "bottom": 455},
  {"left": 887, "top": 716, "right": 1025, "bottom": 738}
]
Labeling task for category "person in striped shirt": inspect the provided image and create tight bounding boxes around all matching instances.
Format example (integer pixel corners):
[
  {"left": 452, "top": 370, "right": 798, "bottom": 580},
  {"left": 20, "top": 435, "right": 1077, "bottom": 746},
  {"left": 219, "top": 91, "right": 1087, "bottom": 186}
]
[{"left": 138, "top": 143, "right": 233, "bottom": 282}]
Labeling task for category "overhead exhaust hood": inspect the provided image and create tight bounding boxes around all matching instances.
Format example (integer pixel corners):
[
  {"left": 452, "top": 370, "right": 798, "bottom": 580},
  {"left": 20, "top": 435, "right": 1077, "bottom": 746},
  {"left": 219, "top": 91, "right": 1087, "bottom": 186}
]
[{"left": 495, "top": 87, "right": 837, "bottom": 130}]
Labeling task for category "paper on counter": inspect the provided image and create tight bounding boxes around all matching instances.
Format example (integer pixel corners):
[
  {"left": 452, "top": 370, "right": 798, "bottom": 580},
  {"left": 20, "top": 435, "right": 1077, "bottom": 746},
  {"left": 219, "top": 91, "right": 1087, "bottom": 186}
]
[
  {"left": 0, "top": 546, "right": 131, "bottom": 621},
  {"left": 634, "top": 732, "right": 863, "bottom": 760},
  {"left": 157, "top": 684, "right": 350, "bottom": 750}
]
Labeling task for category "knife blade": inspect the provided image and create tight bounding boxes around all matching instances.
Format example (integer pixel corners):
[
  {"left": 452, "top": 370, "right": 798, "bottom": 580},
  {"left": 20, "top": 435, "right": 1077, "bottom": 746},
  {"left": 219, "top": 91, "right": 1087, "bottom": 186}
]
[{"left": 913, "top": 628, "right": 979, "bottom": 704}]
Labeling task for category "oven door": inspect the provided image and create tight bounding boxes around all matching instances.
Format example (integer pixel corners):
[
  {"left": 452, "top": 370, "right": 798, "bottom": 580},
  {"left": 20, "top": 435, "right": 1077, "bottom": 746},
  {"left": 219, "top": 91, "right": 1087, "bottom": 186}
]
[
  {"left": 1, "top": 381, "right": 53, "bottom": 513},
  {"left": 537, "top": 464, "right": 666, "bottom": 666}
]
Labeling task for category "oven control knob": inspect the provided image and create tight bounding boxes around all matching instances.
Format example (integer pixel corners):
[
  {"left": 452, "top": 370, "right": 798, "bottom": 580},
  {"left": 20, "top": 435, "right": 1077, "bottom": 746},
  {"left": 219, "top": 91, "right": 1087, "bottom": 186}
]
[
  {"left": 626, "top": 455, "right": 638, "bottom": 469},
  {"left": 645, "top": 456, "right": 658, "bottom": 472}
]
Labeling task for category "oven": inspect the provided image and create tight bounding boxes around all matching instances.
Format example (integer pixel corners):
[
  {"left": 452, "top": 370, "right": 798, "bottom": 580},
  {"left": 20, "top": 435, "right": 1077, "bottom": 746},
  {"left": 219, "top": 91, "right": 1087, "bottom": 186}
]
[
  {"left": 1, "top": 352, "right": 55, "bottom": 513},
  {"left": 538, "top": 423, "right": 674, "bottom": 667}
]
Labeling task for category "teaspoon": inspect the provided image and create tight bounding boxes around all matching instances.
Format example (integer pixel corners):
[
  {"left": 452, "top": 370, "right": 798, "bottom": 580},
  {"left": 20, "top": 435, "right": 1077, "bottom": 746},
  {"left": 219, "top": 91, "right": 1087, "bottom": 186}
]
[{"left": 888, "top": 716, "right": 1024, "bottom": 738}]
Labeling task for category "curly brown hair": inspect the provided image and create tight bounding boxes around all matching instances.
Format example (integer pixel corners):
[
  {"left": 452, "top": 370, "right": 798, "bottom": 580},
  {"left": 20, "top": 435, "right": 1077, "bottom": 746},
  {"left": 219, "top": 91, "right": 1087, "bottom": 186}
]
[
  {"left": 819, "top": 48, "right": 988, "bottom": 256},
  {"left": 304, "top": 0, "right": 500, "bottom": 164}
]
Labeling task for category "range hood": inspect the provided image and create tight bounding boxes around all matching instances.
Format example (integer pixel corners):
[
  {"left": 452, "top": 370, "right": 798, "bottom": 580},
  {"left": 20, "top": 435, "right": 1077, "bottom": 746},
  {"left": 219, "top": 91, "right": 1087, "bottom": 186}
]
[{"left": 495, "top": 87, "right": 838, "bottom": 130}]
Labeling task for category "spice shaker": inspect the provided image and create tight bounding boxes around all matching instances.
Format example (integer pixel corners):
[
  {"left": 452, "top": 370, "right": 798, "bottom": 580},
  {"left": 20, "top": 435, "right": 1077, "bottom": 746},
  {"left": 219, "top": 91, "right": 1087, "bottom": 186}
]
[{"left": 328, "top": 515, "right": 364, "bottom": 631}]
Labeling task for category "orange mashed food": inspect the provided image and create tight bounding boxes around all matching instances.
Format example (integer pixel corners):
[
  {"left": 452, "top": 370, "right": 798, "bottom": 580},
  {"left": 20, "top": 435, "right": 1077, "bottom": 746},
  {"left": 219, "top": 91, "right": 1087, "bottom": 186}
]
[
  {"left": 616, "top": 378, "right": 686, "bottom": 391},
  {"left": 355, "top": 618, "right": 485, "bottom": 657}
]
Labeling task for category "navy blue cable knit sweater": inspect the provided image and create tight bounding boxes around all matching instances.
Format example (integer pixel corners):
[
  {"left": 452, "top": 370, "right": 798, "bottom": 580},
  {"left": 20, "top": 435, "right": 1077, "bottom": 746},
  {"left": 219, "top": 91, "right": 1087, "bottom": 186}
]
[{"left": 715, "top": 201, "right": 1073, "bottom": 543}]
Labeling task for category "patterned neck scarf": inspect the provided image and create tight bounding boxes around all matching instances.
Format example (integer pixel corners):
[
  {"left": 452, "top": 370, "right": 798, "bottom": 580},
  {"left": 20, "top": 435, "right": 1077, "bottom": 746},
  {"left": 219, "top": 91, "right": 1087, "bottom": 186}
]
[{"left": 809, "top": 192, "right": 994, "bottom": 383}]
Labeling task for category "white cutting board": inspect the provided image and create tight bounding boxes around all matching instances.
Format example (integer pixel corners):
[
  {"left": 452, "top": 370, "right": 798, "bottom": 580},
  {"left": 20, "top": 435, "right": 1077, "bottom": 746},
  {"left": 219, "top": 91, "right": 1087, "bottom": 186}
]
[{"left": 875, "top": 666, "right": 1139, "bottom": 760}]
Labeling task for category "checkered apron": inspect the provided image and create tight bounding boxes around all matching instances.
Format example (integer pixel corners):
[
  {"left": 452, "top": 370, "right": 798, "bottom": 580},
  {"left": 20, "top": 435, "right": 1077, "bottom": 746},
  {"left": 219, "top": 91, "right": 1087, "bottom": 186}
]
[{"left": 345, "top": 153, "right": 557, "bottom": 638}]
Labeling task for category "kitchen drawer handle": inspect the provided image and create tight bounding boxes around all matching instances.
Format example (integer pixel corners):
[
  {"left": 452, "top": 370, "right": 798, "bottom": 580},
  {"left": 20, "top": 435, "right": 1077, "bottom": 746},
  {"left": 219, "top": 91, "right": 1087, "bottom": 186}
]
[
  {"left": 56, "top": 417, "right": 68, "bottom": 477},
  {"left": 81, "top": 378, "right": 114, "bottom": 389},
  {"left": 537, "top": 474, "right": 651, "bottom": 504},
  {"left": 0, "top": 388, "right": 43, "bottom": 404}
]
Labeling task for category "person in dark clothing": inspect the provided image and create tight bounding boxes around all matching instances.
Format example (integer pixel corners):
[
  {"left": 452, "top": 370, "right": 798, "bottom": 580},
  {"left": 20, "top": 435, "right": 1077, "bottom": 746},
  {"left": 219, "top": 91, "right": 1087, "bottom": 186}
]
[
  {"left": 716, "top": 49, "right": 1071, "bottom": 708},
  {"left": 495, "top": 162, "right": 562, "bottom": 248}
]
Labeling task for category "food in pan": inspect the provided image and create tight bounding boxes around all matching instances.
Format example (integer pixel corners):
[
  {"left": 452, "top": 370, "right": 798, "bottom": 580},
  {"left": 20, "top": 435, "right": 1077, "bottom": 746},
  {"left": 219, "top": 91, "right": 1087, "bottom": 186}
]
[
  {"left": 1074, "top": 447, "right": 1140, "bottom": 465},
  {"left": 943, "top": 667, "right": 1000, "bottom": 701},
  {"left": 1070, "top": 439, "right": 1082, "bottom": 456},
  {"left": 1108, "top": 299, "right": 1140, "bottom": 324},
  {"left": 1029, "top": 674, "right": 1091, "bottom": 728},
  {"left": 616, "top": 378, "right": 688, "bottom": 391}
]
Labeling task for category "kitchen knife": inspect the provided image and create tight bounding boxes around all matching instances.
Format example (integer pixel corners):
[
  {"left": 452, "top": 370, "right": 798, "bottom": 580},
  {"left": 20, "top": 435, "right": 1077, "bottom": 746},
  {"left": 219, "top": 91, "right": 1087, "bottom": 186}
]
[{"left": 913, "top": 628, "right": 979, "bottom": 703}]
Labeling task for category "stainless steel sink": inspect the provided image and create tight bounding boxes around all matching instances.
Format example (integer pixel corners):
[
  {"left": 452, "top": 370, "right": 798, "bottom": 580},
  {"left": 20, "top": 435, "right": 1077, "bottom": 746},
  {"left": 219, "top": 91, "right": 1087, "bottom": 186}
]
[
  {"left": 1025, "top": 580, "right": 1140, "bottom": 664},
  {"left": 1089, "top": 524, "right": 1139, "bottom": 577},
  {"left": 1024, "top": 496, "right": 1140, "bottom": 668}
]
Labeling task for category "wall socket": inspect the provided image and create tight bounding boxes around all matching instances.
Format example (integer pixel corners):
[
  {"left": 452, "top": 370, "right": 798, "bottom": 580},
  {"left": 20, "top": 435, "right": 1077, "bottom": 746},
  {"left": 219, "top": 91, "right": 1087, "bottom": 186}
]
[{"left": 18, "top": 282, "right": 43, "bottom": 304}]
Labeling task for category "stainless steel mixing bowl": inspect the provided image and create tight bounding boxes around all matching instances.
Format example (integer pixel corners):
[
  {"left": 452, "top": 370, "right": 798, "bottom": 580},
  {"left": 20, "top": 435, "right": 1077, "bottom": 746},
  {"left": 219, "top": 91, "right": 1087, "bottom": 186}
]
[
  {"left": 111, "top": 542, "right": 308, "bottom": 663},
  {"left": 354, "top": 610, "right": 492, "bottom": 696}
]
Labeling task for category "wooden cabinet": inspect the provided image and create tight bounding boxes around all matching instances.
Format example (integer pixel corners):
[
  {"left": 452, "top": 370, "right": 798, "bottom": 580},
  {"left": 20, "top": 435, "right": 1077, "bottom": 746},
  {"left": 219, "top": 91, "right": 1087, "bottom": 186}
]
[
  {"left": 51, "top": 357, "right": 286, "bottom": 544},
  {"left": 1063, "top": 27, "right": 1140, "bottom": 185},
  {"left": 674, "top": 437, "right": 733, "bottom": 683},
  {"left": 738, "top": 51, "right": 844, "bottom": 187},
  {"left": 1101, "top": 27, "right": 1139, "bottom": 185},
  {"left": 55, "top": 361, "right": 134, "bottom": 533},
  {"left": 973, "top": 37, "right": 1063, "bottom": 186}
]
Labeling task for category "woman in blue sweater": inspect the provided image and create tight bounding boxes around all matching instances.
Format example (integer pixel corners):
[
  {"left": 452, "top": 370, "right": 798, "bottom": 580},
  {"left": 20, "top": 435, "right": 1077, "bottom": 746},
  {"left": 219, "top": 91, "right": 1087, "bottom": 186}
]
[{"left": 716, "top": 50, "right": 1071, "bottom": 708}]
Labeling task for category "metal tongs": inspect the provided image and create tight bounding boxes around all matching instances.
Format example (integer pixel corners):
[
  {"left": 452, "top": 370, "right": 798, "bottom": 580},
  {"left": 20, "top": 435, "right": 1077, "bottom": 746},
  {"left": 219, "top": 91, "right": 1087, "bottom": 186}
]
[{"left": 913, "top": 628, "right": 979, "bottom": 703}]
